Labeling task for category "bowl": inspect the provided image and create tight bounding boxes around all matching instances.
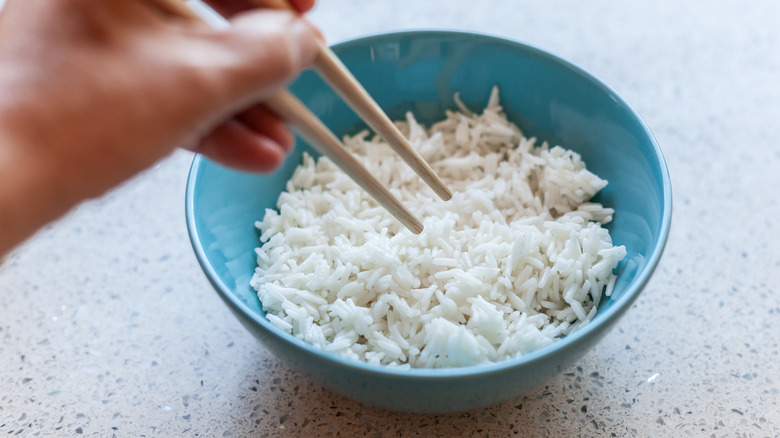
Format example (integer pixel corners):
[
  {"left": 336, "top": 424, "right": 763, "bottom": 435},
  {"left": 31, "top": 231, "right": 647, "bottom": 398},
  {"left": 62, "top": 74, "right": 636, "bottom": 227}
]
[{"left": 185, "top": 30, "right": 672, "bottom": 414}]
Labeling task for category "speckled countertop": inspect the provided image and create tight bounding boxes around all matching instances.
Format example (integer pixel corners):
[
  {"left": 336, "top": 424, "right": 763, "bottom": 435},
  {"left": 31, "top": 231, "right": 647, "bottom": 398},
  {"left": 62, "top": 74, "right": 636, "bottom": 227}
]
[{"left": 2, "top": 1, "right": 779, "bottom": 436}]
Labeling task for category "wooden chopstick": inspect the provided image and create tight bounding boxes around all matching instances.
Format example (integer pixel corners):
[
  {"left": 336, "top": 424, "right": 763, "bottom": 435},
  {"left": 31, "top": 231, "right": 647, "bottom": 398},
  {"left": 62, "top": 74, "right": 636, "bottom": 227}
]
[
  {"left": 153, "top": 0, "right": 424, "bottom": 234},
  {"left": 251, "top": 0, "right": 453, "bottom": 202},
  {"left": 311, "top": 41, "right": 452, "bottom": 201},
  {"left": 266, "top": 92, "right": 424, "bottom": 234}
]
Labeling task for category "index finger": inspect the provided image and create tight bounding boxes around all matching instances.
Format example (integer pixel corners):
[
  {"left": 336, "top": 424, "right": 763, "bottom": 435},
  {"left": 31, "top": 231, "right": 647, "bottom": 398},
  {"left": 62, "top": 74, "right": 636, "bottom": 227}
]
[{"left": 203, "top": 0, "right": 315, "bottom": 18}]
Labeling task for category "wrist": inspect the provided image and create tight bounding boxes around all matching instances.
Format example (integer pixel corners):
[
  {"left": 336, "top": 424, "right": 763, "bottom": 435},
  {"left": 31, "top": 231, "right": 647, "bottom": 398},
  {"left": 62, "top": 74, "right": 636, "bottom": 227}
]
[{"left": 0, "top": 127, "right": 79, "bottom": 256}]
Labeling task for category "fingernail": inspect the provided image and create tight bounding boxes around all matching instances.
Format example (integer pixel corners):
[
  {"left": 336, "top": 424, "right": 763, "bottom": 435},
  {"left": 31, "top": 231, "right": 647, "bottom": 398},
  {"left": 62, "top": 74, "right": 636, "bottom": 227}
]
[
  {"left": 289, "top": 18, "right": 319, "bottom": 67},
  {"left": 302, "top": 17, "right": 326, "bottom": 42}
]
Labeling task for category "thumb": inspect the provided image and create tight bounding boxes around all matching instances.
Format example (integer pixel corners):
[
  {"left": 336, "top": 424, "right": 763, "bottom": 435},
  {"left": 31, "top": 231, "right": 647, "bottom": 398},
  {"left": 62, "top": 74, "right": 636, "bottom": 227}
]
[{"left": 201, "top": 10, "right": 319, "bottom": 108}]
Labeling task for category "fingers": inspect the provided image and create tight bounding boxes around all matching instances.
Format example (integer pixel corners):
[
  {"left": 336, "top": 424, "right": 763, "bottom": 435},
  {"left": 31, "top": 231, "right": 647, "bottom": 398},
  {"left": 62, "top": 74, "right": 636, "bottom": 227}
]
[
  {"left": 204, "top": 0, "right": 315, "bottom": 18},
  {"left": 153, "top": 6, "right": 318, "bottom": 173},
  {"left": 194, "top": 111, "right": 293, "bottom": 172},
  {"left": 190, "top": 10, "right": 318, "bottom": 173},
  {"left": 199, "top": 10, "right": 318, "bottom": 107},
  {"left": 202, "top": 0, "right": 254, "bottom": 17},
  {"left": 285, "top": 0, "right": 316, "bottom": 13},
  {"left": 237, "top": 104, "right": 294, "bottom": 152}
]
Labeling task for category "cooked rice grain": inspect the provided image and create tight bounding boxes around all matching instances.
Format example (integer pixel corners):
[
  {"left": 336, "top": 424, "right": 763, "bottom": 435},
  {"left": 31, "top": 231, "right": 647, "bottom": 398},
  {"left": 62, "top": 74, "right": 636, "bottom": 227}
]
[{"left": 251, "top": 87, "right": 626, "bottom": 368}]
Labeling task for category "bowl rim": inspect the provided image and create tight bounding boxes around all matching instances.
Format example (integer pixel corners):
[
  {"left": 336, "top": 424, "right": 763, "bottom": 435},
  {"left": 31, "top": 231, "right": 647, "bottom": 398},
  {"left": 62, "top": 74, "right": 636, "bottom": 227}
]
[{"left": 185, "top": 29, "right": 672, "bottom": 379}]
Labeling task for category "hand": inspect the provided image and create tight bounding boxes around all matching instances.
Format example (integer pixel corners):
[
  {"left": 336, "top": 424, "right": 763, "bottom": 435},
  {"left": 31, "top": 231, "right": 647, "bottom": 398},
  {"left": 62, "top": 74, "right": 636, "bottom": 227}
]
[{"left": 0, "top": 0, "right": 319, "bottom": 255}]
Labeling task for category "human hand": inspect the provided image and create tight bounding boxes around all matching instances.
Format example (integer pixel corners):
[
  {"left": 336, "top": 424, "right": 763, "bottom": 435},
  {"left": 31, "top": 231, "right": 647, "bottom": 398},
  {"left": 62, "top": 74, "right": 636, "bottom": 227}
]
[{"left": 0, "top": 0, "right": 319, "bottom": 255}]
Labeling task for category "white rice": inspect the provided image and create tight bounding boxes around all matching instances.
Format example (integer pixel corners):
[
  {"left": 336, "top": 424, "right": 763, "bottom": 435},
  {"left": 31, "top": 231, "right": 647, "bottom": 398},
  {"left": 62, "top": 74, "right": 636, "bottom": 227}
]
[{"left": 251, "top": 87, "right": 626, "bottom": 368}]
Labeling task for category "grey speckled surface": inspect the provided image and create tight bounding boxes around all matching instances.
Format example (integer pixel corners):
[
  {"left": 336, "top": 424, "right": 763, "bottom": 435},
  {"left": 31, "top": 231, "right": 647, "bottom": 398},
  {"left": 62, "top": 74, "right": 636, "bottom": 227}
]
[{"left": 2, "top": 0, "right": 780, "bottom": 436}]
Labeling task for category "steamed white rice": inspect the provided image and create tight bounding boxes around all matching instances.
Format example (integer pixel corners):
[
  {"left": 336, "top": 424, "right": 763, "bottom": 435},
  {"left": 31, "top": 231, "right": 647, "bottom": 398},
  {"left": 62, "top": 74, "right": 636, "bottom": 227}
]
[{"left": 250, "top": 87, "right": 626, "bottom": 368}]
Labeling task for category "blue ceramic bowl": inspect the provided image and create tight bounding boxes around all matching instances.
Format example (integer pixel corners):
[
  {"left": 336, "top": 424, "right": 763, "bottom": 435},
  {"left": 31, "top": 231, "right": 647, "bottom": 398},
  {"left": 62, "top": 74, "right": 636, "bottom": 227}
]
[{"left": 186, "top": 30, "right": 671, "bottom": 413}]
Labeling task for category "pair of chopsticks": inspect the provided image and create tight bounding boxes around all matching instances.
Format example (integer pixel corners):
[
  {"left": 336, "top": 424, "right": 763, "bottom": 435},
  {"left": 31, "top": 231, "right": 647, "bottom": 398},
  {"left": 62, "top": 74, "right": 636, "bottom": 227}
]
[{"left": 153, "top": 0, "right": 452, "bottom": 234}]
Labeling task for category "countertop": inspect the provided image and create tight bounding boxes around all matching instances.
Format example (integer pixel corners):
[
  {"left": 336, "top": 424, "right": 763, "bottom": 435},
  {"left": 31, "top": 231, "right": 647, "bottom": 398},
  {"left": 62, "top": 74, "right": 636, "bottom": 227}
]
[{"left": 2, "top": 0, "right": 779, "bottom": 436}]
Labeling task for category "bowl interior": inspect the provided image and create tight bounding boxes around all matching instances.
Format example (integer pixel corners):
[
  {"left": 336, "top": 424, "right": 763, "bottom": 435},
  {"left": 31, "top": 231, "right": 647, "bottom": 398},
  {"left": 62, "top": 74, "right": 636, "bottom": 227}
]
[{"left": 187, "top": 31, "right": 670, "bottom": 374}]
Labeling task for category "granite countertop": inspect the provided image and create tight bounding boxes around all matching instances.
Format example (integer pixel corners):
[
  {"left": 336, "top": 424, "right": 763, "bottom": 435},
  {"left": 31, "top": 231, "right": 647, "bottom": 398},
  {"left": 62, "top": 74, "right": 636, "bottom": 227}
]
[{"left": 2, "top": 1, "right": 779, "bottom": 436}]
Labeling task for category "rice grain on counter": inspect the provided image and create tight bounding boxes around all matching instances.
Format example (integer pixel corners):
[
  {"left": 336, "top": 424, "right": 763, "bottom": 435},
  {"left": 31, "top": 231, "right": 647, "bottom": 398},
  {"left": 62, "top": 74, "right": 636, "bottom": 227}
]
[{"left": 251, "top": 87, "right": 626, "bottom": 368}]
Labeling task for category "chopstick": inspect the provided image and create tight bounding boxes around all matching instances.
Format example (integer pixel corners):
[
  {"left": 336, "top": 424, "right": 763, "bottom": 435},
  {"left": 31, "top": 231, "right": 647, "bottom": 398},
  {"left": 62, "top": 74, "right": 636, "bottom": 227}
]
[
  {"left": 266, "top": 92, "right": 424, "bottom": 234},
  {"left": 153, "top": 0, "right": 424, "bottom": 234},
  {"left": 251, "top": 0, "right": 453, "bottom": 202},
  {"left": 308, "top": 40, "right": 452, "bottom": 201}
]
